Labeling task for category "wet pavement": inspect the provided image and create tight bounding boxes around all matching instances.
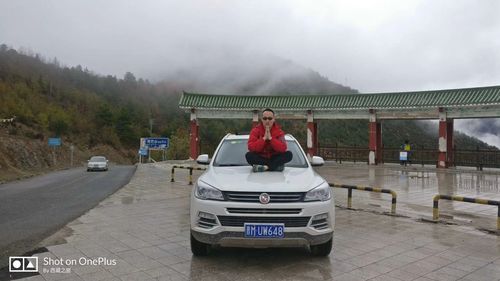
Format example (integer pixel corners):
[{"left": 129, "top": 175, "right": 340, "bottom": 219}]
[
  {"left": 316, "top": 163, "right": 500, "bottom": 231},
  {"left": 9, "top": 163, "right": 500, "bottom": 281}
]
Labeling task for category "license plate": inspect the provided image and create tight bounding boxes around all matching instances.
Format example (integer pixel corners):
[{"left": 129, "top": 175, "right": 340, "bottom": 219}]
[{"left": 244, "top": 223, "right": 285, "bottom": 238}]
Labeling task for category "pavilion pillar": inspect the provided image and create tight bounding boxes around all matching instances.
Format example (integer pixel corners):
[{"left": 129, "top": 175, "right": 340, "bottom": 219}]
[
  {"left": 190, "top": 109, "right": 199, "bottom": 160},
  {"left": 252, "top": 110, "right": 259, "bottom": 128},
  {"left": 307, "top": 110, "right": 317, "bottom": 158},
  {"left": 368, "top": 109, "right": 381, "bottom": 165},
  {"left": 438, "top": 108, "right": 453, "bottom": 168},
  {"left": 447, "top": 119, "right": 454, "bottom": 167},
  {"left": 376, "top": 122, "right": 382, "bottom": 162}
]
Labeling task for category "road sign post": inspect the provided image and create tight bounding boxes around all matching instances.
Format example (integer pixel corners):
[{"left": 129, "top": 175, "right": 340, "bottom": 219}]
[
  {"left": 70, "top": 145, "right": 74, "bottom": 167},
  {"left": 140, "top": 138, "right": 169, "bottom": 163},
  {"left": 48, "top": 138, "right": 62, "bottom": 166}
]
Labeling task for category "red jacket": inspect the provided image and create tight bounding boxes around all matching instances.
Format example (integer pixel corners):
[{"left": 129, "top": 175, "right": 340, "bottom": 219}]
[{"left": 248, "top": 123, "right": 287, "bottom": 159}]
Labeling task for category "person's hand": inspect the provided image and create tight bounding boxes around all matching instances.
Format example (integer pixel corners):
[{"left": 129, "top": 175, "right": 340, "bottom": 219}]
[
  {"left": 265, "top": 126, "right": 272, "bottom": 140},
  {"left": 263, "top": 126, "right": 269, "bottom": 140}
]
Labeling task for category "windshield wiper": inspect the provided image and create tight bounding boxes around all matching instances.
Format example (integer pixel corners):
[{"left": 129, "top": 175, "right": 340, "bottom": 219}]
[{"left": 215, "top": 164, "right": 247, "bottom": 167}]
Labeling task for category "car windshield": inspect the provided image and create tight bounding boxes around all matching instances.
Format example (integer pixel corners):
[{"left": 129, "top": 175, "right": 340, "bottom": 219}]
[
  {"left": 90, "top": 156, "right": 106, "bottom": 162},
  {"left": 213, "top": 139, "right": 308, "bottom": 168}
]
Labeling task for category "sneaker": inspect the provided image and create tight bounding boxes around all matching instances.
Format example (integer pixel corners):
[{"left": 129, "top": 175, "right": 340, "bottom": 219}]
[
  {"left": 275, "top": 165, "right": 285, "bottom": 172},
  {"left": 252, "top": 165, "right": 267, "bottom": 172}
]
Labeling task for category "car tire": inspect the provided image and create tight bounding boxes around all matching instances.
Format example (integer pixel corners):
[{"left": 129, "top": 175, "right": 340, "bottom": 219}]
[
  {"left": 310, "top": 238, "right": 332, "bottom": 256},
  {"left": 190, "top": 233, "right": 209, "bottom": 256}
]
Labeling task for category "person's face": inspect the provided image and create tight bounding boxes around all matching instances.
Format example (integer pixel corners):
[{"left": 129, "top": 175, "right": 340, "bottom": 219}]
[{"left": 262, "top": 111, "right": 275, "bottom": 127}]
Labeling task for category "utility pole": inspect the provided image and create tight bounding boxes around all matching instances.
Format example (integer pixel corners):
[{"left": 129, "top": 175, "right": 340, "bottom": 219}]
[
  {"left": 70, "top": 145, "right": 74, "bottom": 167},
  {"left": 149, "top": 118, "right": 154, "bottom": 136}
]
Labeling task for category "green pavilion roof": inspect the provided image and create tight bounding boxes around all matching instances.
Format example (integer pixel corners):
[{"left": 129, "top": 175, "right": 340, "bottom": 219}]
[{"left": 179, "top": 85, "right": 500, "bottom": 110}]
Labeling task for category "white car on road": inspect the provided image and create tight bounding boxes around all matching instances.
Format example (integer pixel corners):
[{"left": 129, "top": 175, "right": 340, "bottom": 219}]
[
  {"left": 87, "top": 156, "right": 109, "bottom": 172},
  {"left": 190, "top": 134, "right": 334, "bottom": 256}
]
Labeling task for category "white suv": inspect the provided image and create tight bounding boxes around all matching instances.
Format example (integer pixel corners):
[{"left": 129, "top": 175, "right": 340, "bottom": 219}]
[{"left": 190, "top": 134, "right": 334, "bottom": 256}]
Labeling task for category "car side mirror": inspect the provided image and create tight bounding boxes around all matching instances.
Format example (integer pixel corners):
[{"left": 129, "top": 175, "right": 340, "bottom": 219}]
[
  {"left": 196, "top": 154, "right": 210, "bottom": 165},
  {"left": 311, "top": 156, "right": 324, "bottom": 166},
  {"left": 106, "top": 160, "right": 109, "bottom": 162}
]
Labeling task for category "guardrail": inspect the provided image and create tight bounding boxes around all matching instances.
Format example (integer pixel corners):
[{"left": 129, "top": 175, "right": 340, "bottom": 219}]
[
  {"left": 319, "top": 145, "right": 500, "bottom": 169},
  {"left": 170, "top": 165, "right": 207, "bottom": 185},
  {"left": 329, "top": 183, "right": 397, "bottom": 214},
  {"left": 432, "top": 194, "right": 500, "bottom": 230}
]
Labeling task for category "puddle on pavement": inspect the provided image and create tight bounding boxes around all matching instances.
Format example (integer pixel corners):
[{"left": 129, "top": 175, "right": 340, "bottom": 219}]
[{"left": 319, "top": 165, "right": 500, "bottom": 232}]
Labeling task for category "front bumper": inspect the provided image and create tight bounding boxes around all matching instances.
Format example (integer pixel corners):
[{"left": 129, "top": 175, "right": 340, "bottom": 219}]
[
  {"left": 192, "top": 230, "right": 333, "bottom": 247},
  {"left": 190, "top": 191, "right": 335, "bottom": 247},
  {"left": 87, "top": 165, "right": 107, "bottom": 171}
]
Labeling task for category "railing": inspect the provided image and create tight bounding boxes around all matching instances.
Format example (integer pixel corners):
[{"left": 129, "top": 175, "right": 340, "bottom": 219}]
[
  {"left": 453, "top": 148, "right": 500, "bottom": 170},
  {"left": 432, "top": 194, "right": 500, "bottom": 230},
  {"left": 318, "top": 145, "right": 369, "bottom": 164},
  {"left": 319, "top": 145, "right": 500, "bottom": 169},
  {"left": 170, "top": 165, "right": 207, "bottom": 185},
  {"left": 329, "top": 183, "right": 397, "bottom": 214}
]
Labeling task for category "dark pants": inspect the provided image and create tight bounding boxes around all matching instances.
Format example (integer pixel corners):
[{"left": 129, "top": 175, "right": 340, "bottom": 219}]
[{"left": 245, "top": 151, "right": 293, "bottom": 171}]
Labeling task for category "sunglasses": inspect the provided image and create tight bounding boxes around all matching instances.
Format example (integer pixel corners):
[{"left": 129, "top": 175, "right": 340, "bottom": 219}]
[{"left": 262, "top": 117, "right": 274, "bottom": 121}]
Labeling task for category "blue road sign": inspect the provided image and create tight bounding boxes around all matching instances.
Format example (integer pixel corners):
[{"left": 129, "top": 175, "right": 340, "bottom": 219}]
[
  {"left": 144, "top": 138, "right": 169, "bottom": 149},
  {"left": 139, "top": 148, "right": 148, "bottom": 156},
  {"left": 48, "top": 138, "right": 61, "bottom": 146}
]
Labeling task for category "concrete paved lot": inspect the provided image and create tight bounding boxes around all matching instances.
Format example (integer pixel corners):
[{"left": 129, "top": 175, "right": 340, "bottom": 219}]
[{"left": 9, "top": 163, "right": 500, "bottom": 281}]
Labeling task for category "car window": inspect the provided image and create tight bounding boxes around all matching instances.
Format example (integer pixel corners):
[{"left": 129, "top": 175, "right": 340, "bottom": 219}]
[
  {"left": 213, "top": 139, "right": 308, "bottom": 168},
  {"left": 90, "top": 156, "right": 106, "bottom": 161}
]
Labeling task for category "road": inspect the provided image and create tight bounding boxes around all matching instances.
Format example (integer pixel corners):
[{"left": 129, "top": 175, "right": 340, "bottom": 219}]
[{"left": 0, "top": 165, "right": 136, "bottom": 267}]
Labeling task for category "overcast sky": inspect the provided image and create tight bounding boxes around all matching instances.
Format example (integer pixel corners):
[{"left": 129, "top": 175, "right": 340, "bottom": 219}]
[{"left": 1, "top": 0, "right": 499, "bottom": 145}]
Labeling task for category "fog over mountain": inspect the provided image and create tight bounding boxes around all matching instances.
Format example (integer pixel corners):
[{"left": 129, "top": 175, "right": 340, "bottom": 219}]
[
  {"left": 456, "top": 119, "right": 500, "bottom": 149},
  {"left": 158, "top": 48, "right": 355, "bottom": 95},
  {"left": 0, "top": 0, "right": 499, "bottom": 147}
]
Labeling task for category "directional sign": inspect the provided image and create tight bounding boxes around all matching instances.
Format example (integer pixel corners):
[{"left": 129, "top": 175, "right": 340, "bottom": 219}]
[
  {"left": 139, "top": 148, "right": 148, "bottom": 156},
  {"left": 144, "top": 138, "right": 169, "bottom": 149},
  {"left": 48, "top": 138, "right": 61, "bottom": 146}
]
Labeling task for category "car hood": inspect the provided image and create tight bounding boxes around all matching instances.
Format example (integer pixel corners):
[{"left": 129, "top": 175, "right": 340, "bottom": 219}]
[
  {"left": 88, "top": 162, "right": 106, "bottom": 165},
  {"left": 198, "top": 166, "right": 326, "bottom": 192}
]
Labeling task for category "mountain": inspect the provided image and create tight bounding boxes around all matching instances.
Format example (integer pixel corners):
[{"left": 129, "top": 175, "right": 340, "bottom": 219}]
[
  {"left": 0, "top": 44, "right": 495, "bottom": 181},
  {"left": 159, "top": 52, "right": 356, "bottom": 95}
]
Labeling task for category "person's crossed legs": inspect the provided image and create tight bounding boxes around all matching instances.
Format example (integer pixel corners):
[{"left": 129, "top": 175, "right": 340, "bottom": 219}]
[{"left": 246, "top": 151, "right": 293, "bottom": 172}]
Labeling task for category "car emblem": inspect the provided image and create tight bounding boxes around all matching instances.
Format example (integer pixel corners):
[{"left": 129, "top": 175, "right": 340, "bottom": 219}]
[{"left": 259, "top": 193, "right": 270, "bottom": 204}]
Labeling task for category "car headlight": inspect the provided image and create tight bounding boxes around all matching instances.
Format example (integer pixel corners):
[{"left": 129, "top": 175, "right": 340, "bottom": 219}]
[
  {"left": 195, "top": 181, "right": 224, "bottom": 201},
  {"left": 304, "top": 182, "right": 331, "bottom": 202}
]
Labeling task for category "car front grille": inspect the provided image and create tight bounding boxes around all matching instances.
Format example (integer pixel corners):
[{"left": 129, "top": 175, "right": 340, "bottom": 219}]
[
  {"left": 222, "top": 191, "right": 305, "bottom": 203},
  {"left": 226, "top": 208, "right": 302, "bottom": 214},
  {"left": 217, "top": 216, "right": 311, "bottom": 227}
]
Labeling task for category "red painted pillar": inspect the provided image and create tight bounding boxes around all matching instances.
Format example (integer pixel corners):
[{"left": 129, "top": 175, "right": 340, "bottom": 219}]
[
  {"left": 376, "top": 122, "right": 382, "bottom": 163},
  {"left": 437, "top": 108, "right": 447, "bottom": 168},
  {"left": 190, "top": 109, "right": 199, "bottom": 160},
  {"left": 447, "top": 119, "right": 454, "bottom": 167},
  {"left": 368, "top": 109, "right": 380, "bottom": 165},
  {"left": 313, "top": 122, "right": 318, "bottom": 156},
  {"left": 307, "top": 110, "right": 316, "bottom": 158}
]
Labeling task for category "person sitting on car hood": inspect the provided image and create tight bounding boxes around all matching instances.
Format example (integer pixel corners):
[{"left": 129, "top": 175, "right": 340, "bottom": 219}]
[{"left": 246, "top": 108, "right": 293, "bottom": 172}]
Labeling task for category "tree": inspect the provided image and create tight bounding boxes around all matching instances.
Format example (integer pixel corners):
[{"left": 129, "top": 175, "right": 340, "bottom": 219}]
[
  {"left": 95, "top": 104, "right": 114, "bottom": 128},
  {"left": 167, "top": 128, "right": 189, "bottom": 160},
  {"left": 115, "top": 108, "right": 136, "bottom": 146}
]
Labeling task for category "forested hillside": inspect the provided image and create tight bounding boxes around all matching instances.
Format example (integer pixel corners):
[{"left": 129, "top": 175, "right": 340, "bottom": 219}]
[{"left": 0, "top": 44, "right": 495, "bottom": 181}]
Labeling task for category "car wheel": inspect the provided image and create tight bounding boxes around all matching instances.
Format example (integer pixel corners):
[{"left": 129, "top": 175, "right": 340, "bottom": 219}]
[
  {"left": 310, "top": 238, "right": 332, "bottom": 256},
  {"left": 87, "top": 169, "right": 90, "bottom": 172},
  {"left": 190, "top": 233, "right": 209, "bottom": 256}
]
